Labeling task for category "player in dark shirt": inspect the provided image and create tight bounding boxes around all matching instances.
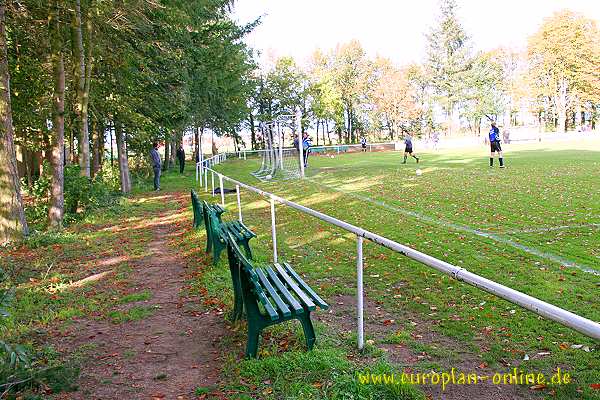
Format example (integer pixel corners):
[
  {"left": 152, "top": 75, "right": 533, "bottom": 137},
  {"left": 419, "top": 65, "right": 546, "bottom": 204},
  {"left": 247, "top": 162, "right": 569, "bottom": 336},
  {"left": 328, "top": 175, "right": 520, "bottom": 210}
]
[
  {"left": 402, "top": 134, "right": 419, "bottom": 164},
  {"left": 489, "top": 122, "right": 504, "bottom": 168},
  {"left": 302, "top": 133, "right": 312, "bottom": 167}
]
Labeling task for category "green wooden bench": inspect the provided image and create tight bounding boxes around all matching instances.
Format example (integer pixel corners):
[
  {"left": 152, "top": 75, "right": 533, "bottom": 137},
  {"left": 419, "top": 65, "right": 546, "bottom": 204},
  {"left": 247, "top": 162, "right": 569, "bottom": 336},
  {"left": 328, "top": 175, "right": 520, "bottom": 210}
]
[
  {"left": 191, "top": 190, "right": 224, "bottom": 229},
  {"left": 191, "top": 190, "right": 203, "bottom": 228},
  {"left": 203, "top": 200, "right": 255, "bottom": 265},
  {"left": 225, "top": 232, "right": 329, "bottom": 358}
]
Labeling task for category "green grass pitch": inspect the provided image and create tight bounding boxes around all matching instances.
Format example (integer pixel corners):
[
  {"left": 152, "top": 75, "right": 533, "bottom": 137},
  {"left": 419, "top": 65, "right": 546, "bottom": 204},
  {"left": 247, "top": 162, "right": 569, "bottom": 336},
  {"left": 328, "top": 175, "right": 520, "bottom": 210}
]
[{"left": 201, "top": 137, "right": 600, "bottom": 399}]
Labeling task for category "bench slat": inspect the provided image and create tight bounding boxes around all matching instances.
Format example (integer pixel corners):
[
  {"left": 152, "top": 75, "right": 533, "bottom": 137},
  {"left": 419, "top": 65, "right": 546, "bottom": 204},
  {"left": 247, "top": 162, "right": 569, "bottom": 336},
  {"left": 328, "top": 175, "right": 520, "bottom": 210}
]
[
  {"left": 238, "top": 221, "right": 256, "bottom": 239},
  {"left": 265, "top": 267, "right": 303, "bottom": 314},
  {"left": 231, "top": 220, "right": 255, "bottom": 239},
  {"left": 256, "top": 269, "right": 291, "bottom": 317},
  {"left": 283, "top": 262, "right": 329, "bottom": 310},
  {"left": 224, "top": 223, "right": 244, "bottom": 241},
  {"left": 274, "top": 263, "right": 316, "bottom": 311},
  {"left": 254, "top": 286, "right": 279, "bottom": 321},
  {"left": 242, "top": 266, "right": 278, "bottom": 321}
]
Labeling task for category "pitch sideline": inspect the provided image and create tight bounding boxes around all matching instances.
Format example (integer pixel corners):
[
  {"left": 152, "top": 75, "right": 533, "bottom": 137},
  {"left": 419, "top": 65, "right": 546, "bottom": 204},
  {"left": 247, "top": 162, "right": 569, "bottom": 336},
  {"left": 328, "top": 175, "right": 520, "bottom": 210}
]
[{"left": 308, "top": 178, "right": 600, "bottom": 276}]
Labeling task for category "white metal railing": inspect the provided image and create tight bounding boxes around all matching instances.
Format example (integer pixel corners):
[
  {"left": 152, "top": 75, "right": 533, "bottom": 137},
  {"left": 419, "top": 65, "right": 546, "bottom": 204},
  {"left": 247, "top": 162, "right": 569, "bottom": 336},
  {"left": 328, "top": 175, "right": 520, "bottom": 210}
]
[
  {"left": 195, "top": 153, "right": 227, "bottom": 184},
  {"left": 197, "top": 164, "right": 600, "bottom": 348}
]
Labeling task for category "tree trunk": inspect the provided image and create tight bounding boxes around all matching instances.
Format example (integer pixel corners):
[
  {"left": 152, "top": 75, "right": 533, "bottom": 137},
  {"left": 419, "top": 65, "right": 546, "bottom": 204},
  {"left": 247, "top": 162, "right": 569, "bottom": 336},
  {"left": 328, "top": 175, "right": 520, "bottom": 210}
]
[
  {"left": 72, "top": 0, "right": 90, "bottom": 177},
  {"left": 575, "top": 100, "right": 582, "bottom": 131},
  {"left": 170, "top": 139, "right": 176, "bottom": 169},
  {"left": 114, "top": 121, "right": 131, "bottom": 193},
  {"left": 24, "top": 148, "right": 32, "bottom": 188},
  {"left": 249, "top": 113, "right": 255, "bottom": 150},
  {"left": 557, "top": 78, "right": 567, "bottom": 133},
  {"left": 199, "top": 130, "right": 204, "bottom": 159},
  {"left": 48, "top": 1, "right": 65, "bottom": 228},
  {"left": 194, "top": 126, "right": 200, "bottom": 162},
  {"left": 49, "top": 62, "right": 65, "bottom": 227},
  {"left": 163, "top": 138, "right": 170, "bottom": 171},
  {"left": 0, "top": 4, "right": 28, "bottom": 243},
  {"left": 345, "top": 107, "right": 351, "bottom": 143},
  {"left": 91, "top": 118, "right": 103, "bottom": 176},
  {"left": 109, "top": 122, "right": 114, "bottom": 167}
]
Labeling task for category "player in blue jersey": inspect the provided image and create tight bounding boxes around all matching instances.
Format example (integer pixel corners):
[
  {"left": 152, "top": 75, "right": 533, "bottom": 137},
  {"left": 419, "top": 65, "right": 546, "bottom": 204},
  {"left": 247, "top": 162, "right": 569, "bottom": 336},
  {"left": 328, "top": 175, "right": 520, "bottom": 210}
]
[
  {"left": 402, "top": 133, "right": 419, "bottom": 164},
  {"left": 489, "top": 121, "right": 504, "bottom": 168}
]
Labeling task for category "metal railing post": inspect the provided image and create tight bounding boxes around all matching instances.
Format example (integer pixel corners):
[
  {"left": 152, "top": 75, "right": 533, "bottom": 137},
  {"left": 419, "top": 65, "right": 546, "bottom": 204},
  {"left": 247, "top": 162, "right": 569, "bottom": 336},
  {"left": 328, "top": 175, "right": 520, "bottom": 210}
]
[
  {"left": 236, "top": 185, "right": 242, "bottom": 223},
  {"left": 357, "top": 236, "right": 364, "bottom": 350},
  {"left": 204, "top": 164, "right": 208, "bottom": 192},
  {"left": 211, "top": 171, "right": 215, "bottom": 197},
  {"left": 270, "top": 196, "right": 278, "bottom": 263},
  {"left": 219, "top": 175, "right": 225, "bottom": 206}
]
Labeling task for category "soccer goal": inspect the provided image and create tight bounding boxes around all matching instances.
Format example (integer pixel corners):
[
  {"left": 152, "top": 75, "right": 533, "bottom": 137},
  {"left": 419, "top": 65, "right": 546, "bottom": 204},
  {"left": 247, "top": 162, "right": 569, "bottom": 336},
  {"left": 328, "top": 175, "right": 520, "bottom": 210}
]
[{"left": 252, "top": 115, "right": 302, "bottom": 181}]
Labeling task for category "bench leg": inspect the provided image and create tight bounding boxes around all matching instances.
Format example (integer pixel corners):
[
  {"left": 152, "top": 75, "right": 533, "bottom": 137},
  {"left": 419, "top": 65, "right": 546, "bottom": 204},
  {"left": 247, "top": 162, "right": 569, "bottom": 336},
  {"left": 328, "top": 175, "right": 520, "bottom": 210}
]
[
  {"left": 205, "top": 229, "right": 212, "bottom": 253},
  {"left": 213, "top": 241, "right": 224, "bottom": 265},
  {"left": 241, "top": 240, "right": 253, "bottom": 260},
  {"left": 229, "top": 264, "right": 244, "bottom": 321},
  {"left": 298, "top": 313, "right": 316, "bottom": 351},
  {"left": 245, "top": 324, "right": 261, "bottom": 358},
  {"left": 231, "top": 289, "right": 244, "bottom": 321}
]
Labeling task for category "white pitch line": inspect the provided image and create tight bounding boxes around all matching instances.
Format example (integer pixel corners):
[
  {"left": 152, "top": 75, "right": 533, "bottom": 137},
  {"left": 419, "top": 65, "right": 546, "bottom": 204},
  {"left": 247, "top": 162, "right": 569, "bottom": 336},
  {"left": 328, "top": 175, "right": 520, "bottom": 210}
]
[
  {"left": 496, "top": 223, "right": 600, "bottom": 235},
  {"left": 309, "top": 178, "right": 600, "bottom": 276}
]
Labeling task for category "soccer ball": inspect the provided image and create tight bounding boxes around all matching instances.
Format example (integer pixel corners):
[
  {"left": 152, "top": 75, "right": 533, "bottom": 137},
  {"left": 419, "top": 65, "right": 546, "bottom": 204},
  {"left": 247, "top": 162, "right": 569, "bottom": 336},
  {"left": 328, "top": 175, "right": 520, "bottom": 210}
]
[
  {"left": 416, "top": 169, "right": 423, "bottom": 176},
  {"left": 330, "top": 155, "right": 335, "bottom": 159},
  {"left": 265, "top": 174, "right": 272, "bottom": 180}
]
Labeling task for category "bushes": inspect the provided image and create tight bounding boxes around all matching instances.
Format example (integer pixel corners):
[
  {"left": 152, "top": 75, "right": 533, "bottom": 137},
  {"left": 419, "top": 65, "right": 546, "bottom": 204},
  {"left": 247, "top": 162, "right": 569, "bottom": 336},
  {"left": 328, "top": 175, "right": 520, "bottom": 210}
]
[
  {"left": 0, "top": 268, "right": 79, "bottom": 398},
  {"left": 0, "top": 267, "right": 29, "bottom": 395},
  {"left": 24, "top": 164, "right": 120, "bottom": 228}
]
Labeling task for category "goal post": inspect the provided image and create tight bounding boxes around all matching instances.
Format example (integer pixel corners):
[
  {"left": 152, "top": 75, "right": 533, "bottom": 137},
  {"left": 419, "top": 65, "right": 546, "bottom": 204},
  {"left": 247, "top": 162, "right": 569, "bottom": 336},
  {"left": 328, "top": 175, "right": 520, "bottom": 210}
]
[{"left": 297, "top": 108, "right": 305, "bottom": 179}]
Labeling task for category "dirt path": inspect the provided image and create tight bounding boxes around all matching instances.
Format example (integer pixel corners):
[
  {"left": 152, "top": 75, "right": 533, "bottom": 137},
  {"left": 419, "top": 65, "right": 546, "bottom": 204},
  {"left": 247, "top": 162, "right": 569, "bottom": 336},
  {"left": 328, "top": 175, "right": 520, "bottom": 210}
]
[{"left": 54, "top": 216, "right": 225, "bottom": 400}]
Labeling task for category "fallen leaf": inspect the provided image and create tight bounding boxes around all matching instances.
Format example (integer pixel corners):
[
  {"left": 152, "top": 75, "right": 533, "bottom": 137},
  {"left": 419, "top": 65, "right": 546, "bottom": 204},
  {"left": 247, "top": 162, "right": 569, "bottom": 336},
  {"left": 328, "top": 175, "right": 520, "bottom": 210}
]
[{"left": 530, "top": 384, "right": 547, "bottom": 390}]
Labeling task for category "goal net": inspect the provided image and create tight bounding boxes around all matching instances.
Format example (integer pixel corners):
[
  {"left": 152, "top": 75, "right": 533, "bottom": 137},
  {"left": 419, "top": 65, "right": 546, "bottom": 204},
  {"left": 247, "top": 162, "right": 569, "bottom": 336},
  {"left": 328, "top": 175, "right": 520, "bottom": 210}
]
[{"left": 252, "top": 117, "right": 301, "bottom": 181}]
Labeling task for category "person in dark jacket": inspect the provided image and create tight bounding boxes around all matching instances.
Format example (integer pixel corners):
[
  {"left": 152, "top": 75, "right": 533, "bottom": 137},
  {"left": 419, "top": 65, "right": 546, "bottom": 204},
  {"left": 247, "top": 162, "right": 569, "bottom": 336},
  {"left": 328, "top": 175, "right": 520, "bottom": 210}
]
[
  {"left": 150, "top": 142, "right": 162, "bottom": 191},
  {"left": 302, "top": 132, "right": 312, "bottom": 168},
  {"left": 176, "top": 145, "right": 185, "bottom": 173}
]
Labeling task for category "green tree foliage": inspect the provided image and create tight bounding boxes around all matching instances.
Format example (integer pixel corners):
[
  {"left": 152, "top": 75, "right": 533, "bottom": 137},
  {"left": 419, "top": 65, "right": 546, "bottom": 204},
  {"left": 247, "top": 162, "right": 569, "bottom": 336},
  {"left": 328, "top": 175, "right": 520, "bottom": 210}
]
[
  {"left": 527, "top": 10, "right": 600, "bottom": 132},
  {"left": 3, "top": 0, "right": 256, "bottom": 231},
  {"left": 461, "top": 51, "right": 506, "bottom": 133},
  {"left": 371, "top": 57, "right": 419, "bottom": 140},
  {"left": 425, "top": 0, "right": 472, "bottom": 132}
]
